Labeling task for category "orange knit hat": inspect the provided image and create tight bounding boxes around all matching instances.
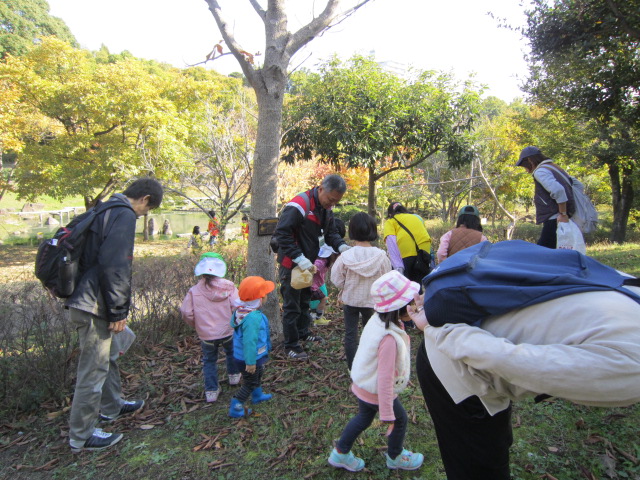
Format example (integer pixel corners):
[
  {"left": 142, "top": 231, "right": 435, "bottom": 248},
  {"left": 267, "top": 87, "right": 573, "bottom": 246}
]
[{"left": 238, "top": 276, "right": 275, "bottom": 302}]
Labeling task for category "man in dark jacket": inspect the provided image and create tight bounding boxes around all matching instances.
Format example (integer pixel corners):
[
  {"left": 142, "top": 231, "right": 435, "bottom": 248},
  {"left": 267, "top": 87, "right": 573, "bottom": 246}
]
[
  {"left": 273, "top": 174, "right": 349, "bottom": 360},
  {"left": 66, "top": 178, "right": 163, "bottom": 452}
]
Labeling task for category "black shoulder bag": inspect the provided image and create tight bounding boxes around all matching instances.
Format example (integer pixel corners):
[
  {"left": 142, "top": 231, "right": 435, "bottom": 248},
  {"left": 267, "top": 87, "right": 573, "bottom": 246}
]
[{"left": 393, "top": 217, "right": 432, "bottom": 280}]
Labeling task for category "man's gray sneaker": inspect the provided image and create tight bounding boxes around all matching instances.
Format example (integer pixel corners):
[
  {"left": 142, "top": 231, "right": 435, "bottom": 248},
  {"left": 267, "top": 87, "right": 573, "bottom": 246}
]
[
  {"left": 99, "top": 399, "right": 144, "bottom": 422},
  {"left": 286, "top": 348, "right": 309, "bottom": 360},
  {"left": 303, "top": 335, "right": 325, "bottom": 343},
  {"left": 70, "top": 428, "right": 123, "bottom": 453}
]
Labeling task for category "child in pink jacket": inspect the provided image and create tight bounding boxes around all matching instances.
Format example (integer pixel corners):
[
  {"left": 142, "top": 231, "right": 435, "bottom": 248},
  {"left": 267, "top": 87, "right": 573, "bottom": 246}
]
[{"left": 181, "top": 253, "right": 241, "bottom": 403}]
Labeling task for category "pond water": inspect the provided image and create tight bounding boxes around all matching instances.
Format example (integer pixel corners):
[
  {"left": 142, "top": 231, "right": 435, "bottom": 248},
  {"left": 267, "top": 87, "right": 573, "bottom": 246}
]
[{"left": 2, "top": 211, "right": 244, "bottom": 243}]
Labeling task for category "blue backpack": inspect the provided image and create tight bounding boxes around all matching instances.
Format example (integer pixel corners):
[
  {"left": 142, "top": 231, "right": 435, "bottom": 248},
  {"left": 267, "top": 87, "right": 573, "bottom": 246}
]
[{"left": 422, "top": 240, "right": 640, "bottom": 327}]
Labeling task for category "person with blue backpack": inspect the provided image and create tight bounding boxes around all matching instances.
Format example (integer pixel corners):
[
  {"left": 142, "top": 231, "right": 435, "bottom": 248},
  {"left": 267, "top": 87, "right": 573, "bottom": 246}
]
[{"left": 407, "top": 241, "right": 640, "bottom": 480}]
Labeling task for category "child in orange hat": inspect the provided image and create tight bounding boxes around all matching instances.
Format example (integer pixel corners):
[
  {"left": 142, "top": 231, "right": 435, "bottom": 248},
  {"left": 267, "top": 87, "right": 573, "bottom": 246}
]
[{"left": 228, "top": 276, "right": 275, "bottom": 418}]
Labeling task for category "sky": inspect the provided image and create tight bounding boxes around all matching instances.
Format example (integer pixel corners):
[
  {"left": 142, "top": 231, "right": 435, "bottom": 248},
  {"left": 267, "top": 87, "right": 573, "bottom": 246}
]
[{"left": 46, "top": 0, "right": 531, "bottom": 102}]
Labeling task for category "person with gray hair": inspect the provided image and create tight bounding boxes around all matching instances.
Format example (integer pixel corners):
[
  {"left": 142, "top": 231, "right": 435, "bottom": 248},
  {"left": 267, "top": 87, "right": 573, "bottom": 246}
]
[{"left": 272, "top": 174, "right": 350, "bottom": 360}]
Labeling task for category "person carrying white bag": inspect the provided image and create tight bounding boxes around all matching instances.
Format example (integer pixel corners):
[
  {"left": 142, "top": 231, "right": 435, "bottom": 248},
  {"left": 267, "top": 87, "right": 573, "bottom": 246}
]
[{"left": 556, "top": 219, "right": 586, "bottom": 254}]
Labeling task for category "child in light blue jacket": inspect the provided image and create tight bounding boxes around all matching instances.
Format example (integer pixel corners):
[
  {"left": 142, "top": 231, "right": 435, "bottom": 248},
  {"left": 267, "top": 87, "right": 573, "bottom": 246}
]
[{"left": 229, "top": 276, "right": 274, "bottom": 418}]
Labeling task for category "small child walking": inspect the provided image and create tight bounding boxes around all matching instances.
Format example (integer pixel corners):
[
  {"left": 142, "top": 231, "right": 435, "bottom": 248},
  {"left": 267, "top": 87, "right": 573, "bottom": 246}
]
[
  {"left": 228, "top": 276, "right": 275, "bottom": 418},
  {"left": 328, "top": 270, "right": 424, "bottom": 472},
  {"left": 331, "top": 212, "right": 391, "bottom": 370},
  {"left": 180, "top": 253, "right": 242, "bottom": 403},
  {"left": 310, "top": 244, "right": 337, "bottom": 325}
]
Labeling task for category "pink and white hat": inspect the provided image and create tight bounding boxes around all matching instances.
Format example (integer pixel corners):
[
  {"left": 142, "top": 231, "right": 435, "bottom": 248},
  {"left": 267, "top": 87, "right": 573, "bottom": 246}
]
[{"left": 371, "top": 270, "right": 420, "bottom": 313}]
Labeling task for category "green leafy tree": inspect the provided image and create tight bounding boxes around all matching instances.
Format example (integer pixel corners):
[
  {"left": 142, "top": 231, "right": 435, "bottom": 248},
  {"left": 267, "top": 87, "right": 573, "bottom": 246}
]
[
  {"left": 0, "top": 0, "right": 77, "bottom": 58},
  {"left": 0, "top": 38, "right": 236, "bottom": 208},
  {"left": 523, "top": 0, "right": 640, "bottom": 242},
  {"left": 282, "top": 56, "right": 483, "bottom": 216}
]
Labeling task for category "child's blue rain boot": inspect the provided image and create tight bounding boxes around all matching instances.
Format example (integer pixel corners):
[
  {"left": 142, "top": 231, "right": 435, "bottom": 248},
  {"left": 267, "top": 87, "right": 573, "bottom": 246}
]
[
  {"left": 228, "top": 398, "right": 252, "bottom": 418},
  {"left": 251, "top": 387, "right": 273, "bottom": 404}
]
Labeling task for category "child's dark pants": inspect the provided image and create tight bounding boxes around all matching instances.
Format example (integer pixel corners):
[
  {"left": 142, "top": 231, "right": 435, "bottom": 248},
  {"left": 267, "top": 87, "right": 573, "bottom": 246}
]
[{"left": 336, "top": 397, "right": 407, "bottom": 459}]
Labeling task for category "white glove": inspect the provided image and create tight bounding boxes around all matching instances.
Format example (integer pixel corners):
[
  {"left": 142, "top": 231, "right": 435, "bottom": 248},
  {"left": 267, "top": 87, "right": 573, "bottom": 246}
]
[
  {"left": 394, "top": 266, "right": 405, "bottom": 275},
  {"left": 338, "top": 244, "right": 351, "bottom": 254},
  {"left": 293, "top": 255, "right": 314, "bottom": 271}
]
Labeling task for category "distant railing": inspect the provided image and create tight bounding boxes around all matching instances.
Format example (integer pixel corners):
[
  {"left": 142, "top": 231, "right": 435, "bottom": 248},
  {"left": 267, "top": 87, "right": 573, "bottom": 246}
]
[{"left": 4, "top": 207, "right": 86, "bottom": 226}]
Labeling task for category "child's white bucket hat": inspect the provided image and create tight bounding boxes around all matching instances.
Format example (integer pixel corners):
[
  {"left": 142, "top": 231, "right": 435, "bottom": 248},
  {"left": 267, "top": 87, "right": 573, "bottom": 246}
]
[{"left": 194, "top": 252, "right": 227, "bottom": 278}]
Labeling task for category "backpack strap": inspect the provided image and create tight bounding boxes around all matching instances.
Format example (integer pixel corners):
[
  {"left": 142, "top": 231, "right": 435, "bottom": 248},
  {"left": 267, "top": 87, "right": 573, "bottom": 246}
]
[
  {"left": 392, "top": 216, "right": 421, "bottom": 252},
  {"left": 540, "top": 163, "right": 574, "bottom": 186}
]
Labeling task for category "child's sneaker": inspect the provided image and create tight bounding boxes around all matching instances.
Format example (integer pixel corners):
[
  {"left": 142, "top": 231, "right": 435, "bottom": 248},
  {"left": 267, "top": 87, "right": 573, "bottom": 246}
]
[
  {"left": 314, "top": 315, "right": 330, "bottom": 326},
  {"left": 328, "top": 448, "right": 365, "bottom": 472},
  {"left": 205, "top": 390, "right": 219, "bottom": 403},
  {"left": 228, "top": 373, "right": 242, "bottom": 385},
  {"left": 385, "top": 449, "right": 424, "bottom": 470}
]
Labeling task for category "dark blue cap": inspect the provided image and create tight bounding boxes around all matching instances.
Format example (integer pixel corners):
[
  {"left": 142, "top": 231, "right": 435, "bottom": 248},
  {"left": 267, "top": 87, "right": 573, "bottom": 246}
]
[{"left": 516, "top": 146, "right": 541, "bottom": 166}]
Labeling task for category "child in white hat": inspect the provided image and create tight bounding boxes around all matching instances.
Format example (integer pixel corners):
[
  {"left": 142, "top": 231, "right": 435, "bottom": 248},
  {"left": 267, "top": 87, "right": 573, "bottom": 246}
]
[
  {"left": 180, "top": 253, "right": 241, "bottom": 403},
  {"left": 309, "top": 243, "right": 337, "bottom": 325},
  {"left": 328, "top": 270, "right": 425, "bottom": 472}
]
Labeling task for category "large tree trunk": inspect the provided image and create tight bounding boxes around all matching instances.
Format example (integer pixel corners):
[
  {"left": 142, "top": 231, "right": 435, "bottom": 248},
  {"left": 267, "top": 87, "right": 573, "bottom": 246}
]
[
  {"left": 608, "top": 162, "right": 635, "bottom": 243},
  {"left": 249, "top": 85, "right": 284, "bottom": 337},
  {"left": 203, "top": 0, "right": 374, "bottom": 340}
]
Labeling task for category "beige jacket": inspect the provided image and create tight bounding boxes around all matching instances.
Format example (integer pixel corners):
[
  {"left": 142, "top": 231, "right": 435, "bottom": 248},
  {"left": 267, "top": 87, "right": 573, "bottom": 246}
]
[
  {"left": 424, "top": 286, "right": 640, "bottom": 415},
  {"left": 331, "top": 246, "right": 391, "bottom": 308}
]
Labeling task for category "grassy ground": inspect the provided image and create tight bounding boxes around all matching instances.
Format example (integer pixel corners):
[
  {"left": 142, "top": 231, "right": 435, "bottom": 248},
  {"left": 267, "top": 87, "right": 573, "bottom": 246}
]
[{"left": 1, "top": 239, "right": 640, "bottom": 479}]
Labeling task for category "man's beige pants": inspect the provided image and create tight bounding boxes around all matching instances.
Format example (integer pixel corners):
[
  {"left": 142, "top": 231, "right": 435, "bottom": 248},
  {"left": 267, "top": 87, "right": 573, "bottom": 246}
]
[{"left": 68, "top": 308, "right": 123, "bottom": 442}]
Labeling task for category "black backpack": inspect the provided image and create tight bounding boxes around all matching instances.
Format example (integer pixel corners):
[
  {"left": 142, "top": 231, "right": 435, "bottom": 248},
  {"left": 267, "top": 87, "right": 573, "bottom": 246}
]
[{"left": 35, "top": 202, "right": 121, "bottom": 298}]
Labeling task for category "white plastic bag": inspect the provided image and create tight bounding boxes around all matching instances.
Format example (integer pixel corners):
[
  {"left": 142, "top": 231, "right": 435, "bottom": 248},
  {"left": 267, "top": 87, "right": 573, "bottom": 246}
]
[
  {"left": 557, "top": 219, "right": 586, "bottom": 254},
  {"left": 112, "top": 326, "right": 136, "bottom": 357}
]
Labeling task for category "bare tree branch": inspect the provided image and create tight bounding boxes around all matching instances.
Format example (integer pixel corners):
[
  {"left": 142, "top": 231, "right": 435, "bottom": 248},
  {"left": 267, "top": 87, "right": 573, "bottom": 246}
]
[
  {"left": 203, "top": 0, "right": 259, "bottom": 86},
  {"left": 248, "top": 0, "right": 267, "bottom": 20},
  {"left": 286, "top": 0, "right": 375, "bottom": 57}
]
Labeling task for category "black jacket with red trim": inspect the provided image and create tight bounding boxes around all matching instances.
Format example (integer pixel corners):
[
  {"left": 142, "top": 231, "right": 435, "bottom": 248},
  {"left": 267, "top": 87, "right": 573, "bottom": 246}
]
[{"left": 273, "top": 187, "right": 346, "bottom": 269}]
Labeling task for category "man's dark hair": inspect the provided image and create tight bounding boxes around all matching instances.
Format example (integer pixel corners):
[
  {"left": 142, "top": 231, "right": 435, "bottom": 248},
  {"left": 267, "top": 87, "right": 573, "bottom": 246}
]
[
  {"left": 123, "top": 178, "right": 164, "bottom": 208},
  {"left": 349, "top": 212, "right": 378, "bottom": 242},
  {"left": 456, "top": 214, "right": 483, "bottom": 232},
  {"left": 334, "top": 218, "right": 346, "bottom": 238},
  {"left": 387, "top": 202, "right": 410, "bottom": 218},
  {"left": 321, "top": 174, "right": 347, "bottom": 194}
]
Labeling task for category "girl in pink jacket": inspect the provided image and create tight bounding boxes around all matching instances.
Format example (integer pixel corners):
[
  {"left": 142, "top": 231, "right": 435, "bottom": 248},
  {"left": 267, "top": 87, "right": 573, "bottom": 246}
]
[{"left": 181, "top": 253, "right": 241, "bottom": 403}]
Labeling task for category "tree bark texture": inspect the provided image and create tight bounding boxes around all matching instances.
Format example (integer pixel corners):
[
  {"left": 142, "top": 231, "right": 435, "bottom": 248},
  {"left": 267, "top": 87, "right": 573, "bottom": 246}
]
[{"left": 608, "top": 162, "right": 635, "bottom": 243}]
